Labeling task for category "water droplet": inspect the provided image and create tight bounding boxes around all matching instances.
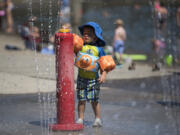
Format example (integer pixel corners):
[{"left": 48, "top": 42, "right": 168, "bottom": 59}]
[
  {"left": 140, "top": 82, "right": 146, "bottom": 89},
  {"left": 131, "top": 101, "right": 136, "bottom": 107}
]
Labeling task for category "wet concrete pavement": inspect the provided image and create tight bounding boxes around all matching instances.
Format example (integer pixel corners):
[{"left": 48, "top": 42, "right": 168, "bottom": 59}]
[
  {"left": 0, "top": 84, "right": 179, "bottom": 135},
  {"left": 0, "top": 33, "right": 180, "bottom": 135},
  {"left": 1, "top": 74, "right": 180, "bottom": 135}
]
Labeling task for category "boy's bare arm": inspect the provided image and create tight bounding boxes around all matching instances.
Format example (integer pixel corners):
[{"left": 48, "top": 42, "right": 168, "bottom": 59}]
[{"left": 98, "top": 71, "right": 107, "bottom": 83}]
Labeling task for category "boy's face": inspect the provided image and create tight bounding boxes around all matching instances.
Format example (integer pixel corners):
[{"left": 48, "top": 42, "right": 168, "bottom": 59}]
[{"left": 83, "top": 26, "right": 97, "bottom": 44}]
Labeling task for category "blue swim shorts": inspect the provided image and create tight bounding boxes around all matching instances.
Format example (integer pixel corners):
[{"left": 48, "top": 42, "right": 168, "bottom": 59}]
[{"left": 114, "top": 40, "right": 125, "bottom": 54}]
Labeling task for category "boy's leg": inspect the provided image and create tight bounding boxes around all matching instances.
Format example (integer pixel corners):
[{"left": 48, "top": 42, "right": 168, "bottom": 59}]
[
  {"left": 119, "top": 46, "right": 124, "bottom": 65},
  {"left": 91, "top": 101, "right": 100, "bottom": 118},
  {"left": 78, "top": 101, "right": 86, "bottom": 120},
  {"left": 91, "top": 101, "right": 102, "bottom": 127}
]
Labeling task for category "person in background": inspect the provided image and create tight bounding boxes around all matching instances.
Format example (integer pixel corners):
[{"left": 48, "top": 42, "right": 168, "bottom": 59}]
[
  {"left": 112, "top": 19, "right": 126, "bottom": 66},
  {"left": 152, "top": 0, "right": 167, "bottom": 70},
  {"left": 154, "top": 0, "right": 168, "bottom": 32},
  {"left": 4, "top": 0, "right": 14, "bottom": 33},
  {"left": 176, "top": 7, "right": 180, "bottom": 64},
  {"left": 176, "top": 7, "right": 180, "bottom": 38},
  {"left": 18, "top": 16, "right": 41, "bottom": 51},
  {"left": 151, "top": 37, "right": 166, "bottom": 71},
  {"left": 0, "top": 1, "right": 5, "bottom": 31}
]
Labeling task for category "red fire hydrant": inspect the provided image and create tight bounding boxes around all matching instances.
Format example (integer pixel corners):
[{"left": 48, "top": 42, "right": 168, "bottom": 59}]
[{"left": 50, "top": 28, "right": 83, "bottom": 131}]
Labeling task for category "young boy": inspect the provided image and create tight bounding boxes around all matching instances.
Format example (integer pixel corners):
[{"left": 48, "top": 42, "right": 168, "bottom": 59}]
[{"left": 75, "top": 22, "right": 107, "bottom": 127}]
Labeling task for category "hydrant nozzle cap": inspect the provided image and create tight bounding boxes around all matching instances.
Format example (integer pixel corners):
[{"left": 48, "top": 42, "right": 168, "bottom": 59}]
[{"left": 59, "top": 28, "right": 70, "bottom": 33}]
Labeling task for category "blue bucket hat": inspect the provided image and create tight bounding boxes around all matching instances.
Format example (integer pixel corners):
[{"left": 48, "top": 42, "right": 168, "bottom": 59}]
[{"left": 79, "top": 22, "right": 106, "bottom": 47}]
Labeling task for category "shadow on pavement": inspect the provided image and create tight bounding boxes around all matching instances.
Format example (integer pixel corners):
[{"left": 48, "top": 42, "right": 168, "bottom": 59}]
[
  {"left": 103, "top": 74, "right": 175, "bottom": 94},
  {"left": 157, "top": 101, "right": 180, "bottom": 108}
]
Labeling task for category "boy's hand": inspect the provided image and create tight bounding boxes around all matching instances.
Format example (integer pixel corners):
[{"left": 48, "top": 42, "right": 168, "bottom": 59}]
[{"left": 98, "top": 71, "right": 107, "bottom": 83}]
